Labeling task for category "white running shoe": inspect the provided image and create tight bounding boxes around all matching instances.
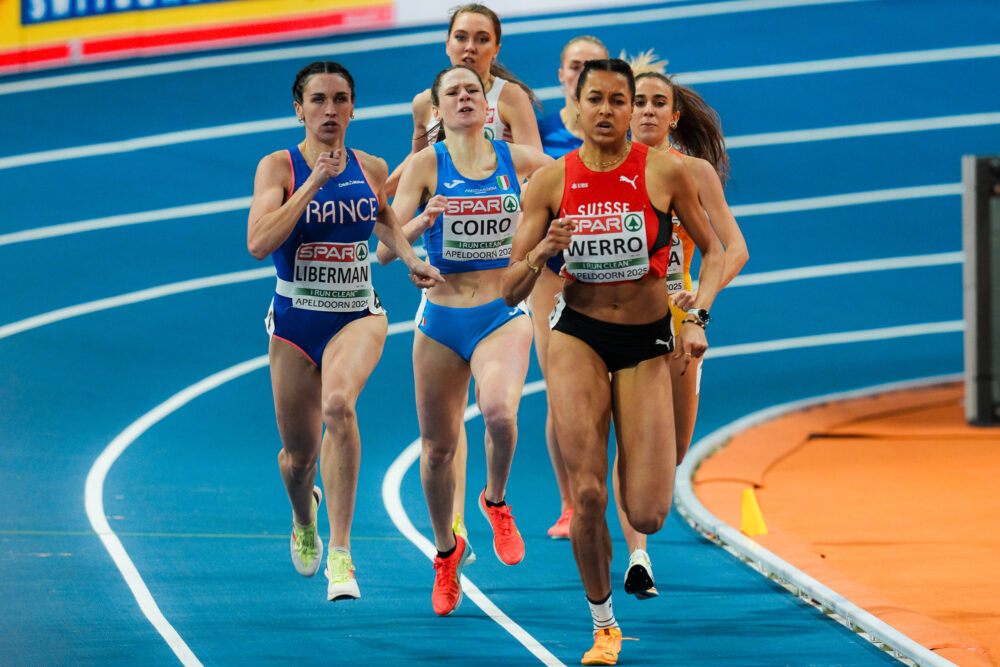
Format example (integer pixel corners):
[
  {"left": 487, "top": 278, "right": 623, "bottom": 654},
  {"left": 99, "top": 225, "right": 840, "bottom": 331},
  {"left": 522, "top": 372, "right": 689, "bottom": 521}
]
[
  {"left": 290, "top": 486, "right": 323, "bottom": 577},
  {"left": 326, "top": 549, "right": 361, "bottom": 601},
  {"left": 624, "top": 548, "right": 658, "bottom": 599}
]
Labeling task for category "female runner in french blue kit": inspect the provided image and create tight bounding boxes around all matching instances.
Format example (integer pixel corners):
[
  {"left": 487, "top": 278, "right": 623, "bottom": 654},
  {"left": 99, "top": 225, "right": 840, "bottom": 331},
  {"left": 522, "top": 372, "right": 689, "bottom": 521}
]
[
  {"left": 247, "top": 61, "right": 442, "bottom": 603},
  {"left": 377, "top": 64, "right": 551, "bottom": 617}
]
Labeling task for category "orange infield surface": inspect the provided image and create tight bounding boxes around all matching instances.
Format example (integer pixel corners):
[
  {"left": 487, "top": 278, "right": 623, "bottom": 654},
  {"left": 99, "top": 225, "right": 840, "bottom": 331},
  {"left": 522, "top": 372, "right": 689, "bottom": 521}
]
[{"left": 693, "top": 382, "right": 1000, "bottom": 667}]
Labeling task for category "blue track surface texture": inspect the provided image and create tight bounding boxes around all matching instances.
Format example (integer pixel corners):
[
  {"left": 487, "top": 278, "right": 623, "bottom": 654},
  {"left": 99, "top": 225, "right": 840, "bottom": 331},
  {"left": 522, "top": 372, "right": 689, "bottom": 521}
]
[{"left": 2, "top": 0, "right": 997, "bottom": 664}]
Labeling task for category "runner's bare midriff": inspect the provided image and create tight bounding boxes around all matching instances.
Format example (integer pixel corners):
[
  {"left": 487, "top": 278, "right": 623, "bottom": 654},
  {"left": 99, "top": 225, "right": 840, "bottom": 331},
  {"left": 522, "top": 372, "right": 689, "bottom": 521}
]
[
  {"left": 563, "top": 274, "right": 670, "bottom": 324},
  {"left": 426, "top": 266, "right": 507, "bottom": 307}
]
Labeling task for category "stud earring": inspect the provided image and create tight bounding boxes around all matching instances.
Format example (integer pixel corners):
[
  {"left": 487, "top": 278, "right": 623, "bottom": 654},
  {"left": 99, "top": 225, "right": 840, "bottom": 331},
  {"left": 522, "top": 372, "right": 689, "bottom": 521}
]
[{"left": 669, "top": 121, "right": 678, "bottom": 128}]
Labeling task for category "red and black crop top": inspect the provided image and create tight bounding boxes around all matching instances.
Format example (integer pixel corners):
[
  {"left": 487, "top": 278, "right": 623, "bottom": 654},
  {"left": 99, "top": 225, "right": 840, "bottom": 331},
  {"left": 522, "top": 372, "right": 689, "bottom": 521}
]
[{"left": 558, "top": 142, "right": 673, "bottom": 283}]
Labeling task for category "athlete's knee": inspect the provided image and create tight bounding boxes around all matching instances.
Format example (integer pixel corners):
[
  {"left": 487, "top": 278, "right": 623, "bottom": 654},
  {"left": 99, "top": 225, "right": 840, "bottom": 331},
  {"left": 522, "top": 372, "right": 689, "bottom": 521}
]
[
  {"left": 626, "top": 506, "right": 668, "bottom": 535},
  {"left": 321, "top": 387, "right": 357, "bottom": 427},
  {"left": 572, "top": 478, "right": 609, "bottom": 517},
  {"left": 479, "top": 399, "right": 517, "bottom": 441},
  {"left": 421, "top": 437, "right": 457, "bottom": 470},
  {"left": 278, "top": 447, "right": 317, "bottom": 475}
]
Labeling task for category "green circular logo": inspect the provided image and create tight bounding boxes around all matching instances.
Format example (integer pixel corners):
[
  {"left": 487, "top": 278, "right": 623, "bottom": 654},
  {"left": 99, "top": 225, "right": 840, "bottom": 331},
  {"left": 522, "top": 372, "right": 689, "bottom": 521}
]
[
  {"left": 624, "top": 214, "right": 643, "bottom": 232},
  {"left": 483, "top": 126, "right": 495, "bottom": 139},
  {"left": 355, "top": 242, "right": 369, "bottom": 261},
  {"left": 503, "top": 195, "right": 519, "bottom": 212}
]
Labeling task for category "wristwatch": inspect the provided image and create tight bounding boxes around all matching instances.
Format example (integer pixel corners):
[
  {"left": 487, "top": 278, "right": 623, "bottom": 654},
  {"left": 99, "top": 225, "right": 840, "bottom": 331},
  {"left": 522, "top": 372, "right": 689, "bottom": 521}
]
[{"left": 686, "top": 308, "right": 711, "bottom": 326}]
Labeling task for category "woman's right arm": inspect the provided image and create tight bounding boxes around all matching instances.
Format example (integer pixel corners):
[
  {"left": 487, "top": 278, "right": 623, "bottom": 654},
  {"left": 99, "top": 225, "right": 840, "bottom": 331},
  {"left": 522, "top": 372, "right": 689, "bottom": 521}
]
[
  {"left": 383, "top": 91, "right": 432, "bottom": 200},
  {"left": 376, "top": 148, "right": 440, "bottom": 265},
  {"left": 501, "top": 165, "right": 570, "bottom": 305},
  {"left": 411, "top": 90, "right": 432, "bottom": 155},
  {"left": 246, "top": 150, "right": 341, "bottom": 259}
]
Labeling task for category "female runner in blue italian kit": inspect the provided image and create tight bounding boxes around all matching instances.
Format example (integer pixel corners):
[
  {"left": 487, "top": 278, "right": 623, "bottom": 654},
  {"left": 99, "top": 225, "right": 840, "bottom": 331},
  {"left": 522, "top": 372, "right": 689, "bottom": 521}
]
[{"left": 378, "top": 64, "right": 551, "bottom": 616}]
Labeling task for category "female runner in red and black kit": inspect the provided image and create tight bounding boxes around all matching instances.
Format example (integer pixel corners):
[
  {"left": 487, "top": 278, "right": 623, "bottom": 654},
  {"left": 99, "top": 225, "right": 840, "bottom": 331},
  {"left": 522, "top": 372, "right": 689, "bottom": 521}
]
[
  {"left": 503, "top": 59, "right": 724, "bottom": 665},
  {"left": 613, "top": 64, "right": 748, "bottom": 600}
]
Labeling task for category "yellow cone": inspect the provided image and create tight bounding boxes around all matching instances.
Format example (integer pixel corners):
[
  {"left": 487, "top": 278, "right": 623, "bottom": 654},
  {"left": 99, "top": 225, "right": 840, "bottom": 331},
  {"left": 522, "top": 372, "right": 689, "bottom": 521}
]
[{"left": 741, "top": 487, "right": 768, "bottom": 536}]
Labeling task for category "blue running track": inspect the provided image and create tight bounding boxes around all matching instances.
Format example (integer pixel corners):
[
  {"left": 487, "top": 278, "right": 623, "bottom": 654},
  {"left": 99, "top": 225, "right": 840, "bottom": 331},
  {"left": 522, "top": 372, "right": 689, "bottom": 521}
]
[{"left": 2, "top": 0, "right": 997, "bottom": 664}]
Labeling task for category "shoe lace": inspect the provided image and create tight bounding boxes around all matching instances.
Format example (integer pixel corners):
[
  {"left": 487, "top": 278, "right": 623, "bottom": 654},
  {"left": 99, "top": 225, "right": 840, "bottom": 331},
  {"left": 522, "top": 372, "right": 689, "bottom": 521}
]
[
  {"left": 433, "top": 554, "right": 459, "bottom": 586},
  {"left": 490, "top": 504, "right": 517, "bottom": 539},
  {"left": 294, "top": 522, "right": 317, "bottom": 552},
  {"left": 329, "top": 553, "right": 353, "bottom": 582},
  {"left": 592, "top": 629, "right": 622, "bottom": 652}
]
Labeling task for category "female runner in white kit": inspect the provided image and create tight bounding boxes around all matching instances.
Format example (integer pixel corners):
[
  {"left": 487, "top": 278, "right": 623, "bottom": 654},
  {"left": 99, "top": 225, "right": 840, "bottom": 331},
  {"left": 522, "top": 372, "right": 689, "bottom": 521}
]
[
  {"left": 386, "top": 2, "right": 542, "bottom": 197},
  {"left": 377, "top": 64, "right": 551, "bottom": 616},
  {"left": 247, "top": 62, "right": 442, "bottom": 602}
]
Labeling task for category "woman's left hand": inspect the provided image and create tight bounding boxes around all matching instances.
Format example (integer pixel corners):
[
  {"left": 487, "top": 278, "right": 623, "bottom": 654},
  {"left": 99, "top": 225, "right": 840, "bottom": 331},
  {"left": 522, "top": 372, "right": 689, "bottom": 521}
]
[
  {"left": 670, "top": 289, "right": 697, "bottom": 311},
  {"left": 408, "top": 261, "right": 445, "bottom": 288},
  {"left": 673, "top": 321, "right": 708, "bottom": 375}
]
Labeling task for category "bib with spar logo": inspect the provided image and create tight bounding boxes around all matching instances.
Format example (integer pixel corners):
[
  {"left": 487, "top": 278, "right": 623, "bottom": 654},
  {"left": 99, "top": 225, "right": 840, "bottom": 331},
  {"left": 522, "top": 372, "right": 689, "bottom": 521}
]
[
  {"left": 442, "top": 191, "right": 520, "bottom": 261},
  {"left": 290, "top": 241, "right": 374, "bottom": 312},
  {"left": 563, "top": 207, "right": 650, "bottom": 283}
]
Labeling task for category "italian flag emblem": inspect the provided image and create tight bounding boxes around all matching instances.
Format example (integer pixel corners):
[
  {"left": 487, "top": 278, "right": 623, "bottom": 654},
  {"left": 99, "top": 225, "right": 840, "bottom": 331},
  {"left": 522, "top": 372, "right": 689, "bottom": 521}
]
[{"left": 496, "top": 174, "right": 510, "bottom": 190}]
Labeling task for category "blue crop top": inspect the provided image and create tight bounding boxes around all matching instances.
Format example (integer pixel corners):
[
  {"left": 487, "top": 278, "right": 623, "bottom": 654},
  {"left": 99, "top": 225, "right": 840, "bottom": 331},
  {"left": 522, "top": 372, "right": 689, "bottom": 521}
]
[{"left": 421, "top": 140, "right": 522, "bottom": 274}]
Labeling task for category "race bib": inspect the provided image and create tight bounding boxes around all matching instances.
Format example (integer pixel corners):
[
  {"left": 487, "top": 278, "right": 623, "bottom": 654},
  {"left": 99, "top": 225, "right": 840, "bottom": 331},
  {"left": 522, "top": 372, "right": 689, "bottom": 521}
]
[
  {"left": 666, "top": 215, "right": 684, "bottom": 294},
  {"left": 442, "top": 194, "right": 519, "bottom": 261},
  {"left": 288, "top": 241, "right": 373, "bottom": 312},
  {"left": 563, "top": 211, "right": 649, "bottom": 282}
]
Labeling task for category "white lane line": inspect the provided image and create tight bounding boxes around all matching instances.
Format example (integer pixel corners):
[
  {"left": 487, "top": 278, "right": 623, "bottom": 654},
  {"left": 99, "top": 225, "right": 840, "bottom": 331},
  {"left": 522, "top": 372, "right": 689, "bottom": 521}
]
[
  {"left": 88, "top": 331, "right": 553, "bottom": 665},
  {"left": 82, "top": 316, "right": 960, "bottom": 663},
  {"left": 726, "top": 112, "right": 1000, "bottom": 148},
  {"left": 0, "top": 0, "right": 866, "bottom": 96},
  {"left": 4, "top": 103, "right": 996, "bottom": 172},
  {"left": 678, "top": 42, "right": 1000, "bottom": 84},
  {"left": 673, "top": 374, "right": 963, "bottom": 667},
  {"left": 503, "top": 0, "right": 868, "bottom": 34},
  {"left": 731, "top": 183, "right": 961, "bottom": 217},
  {"left": 0, "top": 267, "right": 274, "bottom": 340},
  {"left": 85, "top": 355, "right": 269, "bottom": 667},
  {"left": 0, "top": 103, "right": 411, "bottom": 171},
  {"left": 707, "top": 321, "right": 963, "bottom": 358},
  {"left": 0, "top": 198, "right": 252, "bottom": 245},
  {"left": 729, "top": 252, "right": 962, "bottom": 286},
  {"left": 382, "top": 380, "right": 565, "bottom": 666},
  {"left": 0, "top": 252, "right": 959, "bottom": 341},
  {"left": 0, "top": 182, "right": 960, "bottom": 247}
]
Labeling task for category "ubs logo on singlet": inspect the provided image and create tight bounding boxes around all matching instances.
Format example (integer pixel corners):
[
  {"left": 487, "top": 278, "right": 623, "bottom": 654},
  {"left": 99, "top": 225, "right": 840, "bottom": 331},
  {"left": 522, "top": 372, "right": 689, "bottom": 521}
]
[{"left": 305, "top": 197, "right": 378, "bottom": 225}]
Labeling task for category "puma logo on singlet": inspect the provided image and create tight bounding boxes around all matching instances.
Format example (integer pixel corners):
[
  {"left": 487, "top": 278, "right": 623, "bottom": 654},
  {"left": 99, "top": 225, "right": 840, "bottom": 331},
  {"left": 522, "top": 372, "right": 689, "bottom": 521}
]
[
  {"left": 444, "top": 179, "right": 465, "bottom": 188},
  {"left": 619, "top": 174, "right": 638, "bottom": 190},
  {"left": 655, "top": 338, "right": 671, "bottom": 346}
]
